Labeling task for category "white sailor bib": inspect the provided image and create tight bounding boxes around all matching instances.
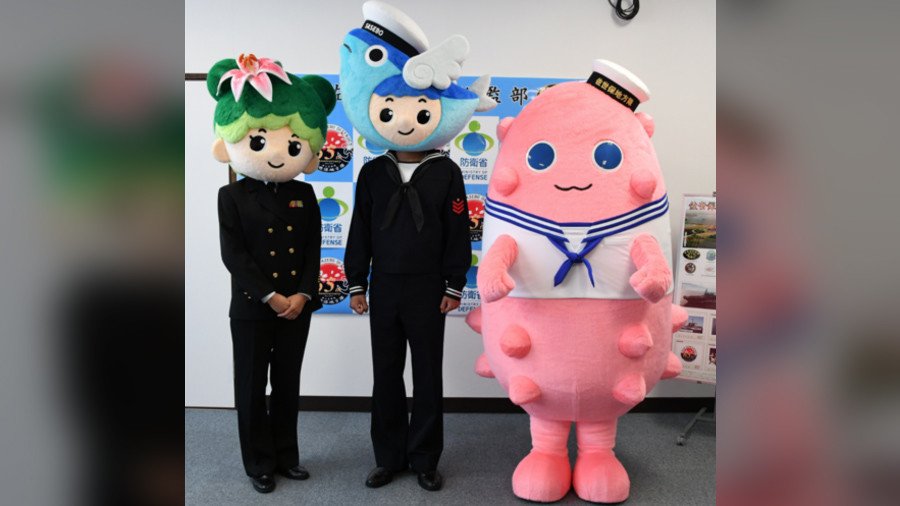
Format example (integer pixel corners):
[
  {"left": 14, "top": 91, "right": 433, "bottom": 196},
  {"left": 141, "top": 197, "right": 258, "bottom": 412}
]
[{"left": 482, "top": 194, "right": 673, "bottom": 300}]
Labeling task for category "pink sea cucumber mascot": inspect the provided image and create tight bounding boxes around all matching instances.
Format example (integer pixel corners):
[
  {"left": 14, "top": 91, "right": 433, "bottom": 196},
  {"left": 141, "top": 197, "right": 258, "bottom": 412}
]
[{"left": 466, "top": 59, "right": 687, "bottom": 503}]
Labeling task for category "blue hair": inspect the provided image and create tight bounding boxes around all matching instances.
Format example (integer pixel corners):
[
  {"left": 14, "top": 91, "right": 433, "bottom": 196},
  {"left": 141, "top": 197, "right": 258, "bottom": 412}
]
[
  {"left": 374, "top": 75, "right": 441, "bottom": 99},
  {"left": 373, "top": 74, "right": 475, "bottom": 100}
]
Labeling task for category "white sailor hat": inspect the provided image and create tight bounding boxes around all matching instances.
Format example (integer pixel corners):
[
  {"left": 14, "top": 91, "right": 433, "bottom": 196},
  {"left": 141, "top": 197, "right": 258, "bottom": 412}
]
[
  {"left": 587, "top": 59, "right": 650, "bottom": 111},
  {"left": 361, "top": 1, "right": 430, "bottom": 56}
]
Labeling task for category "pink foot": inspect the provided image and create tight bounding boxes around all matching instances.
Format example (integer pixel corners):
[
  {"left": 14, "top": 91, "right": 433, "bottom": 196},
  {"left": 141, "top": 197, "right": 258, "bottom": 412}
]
[
  {"left": 573, "top": 450, "right": 630, "bottom": 503},
  {"left": 512, "top": 451, "right": 572, "bottom": 502}
]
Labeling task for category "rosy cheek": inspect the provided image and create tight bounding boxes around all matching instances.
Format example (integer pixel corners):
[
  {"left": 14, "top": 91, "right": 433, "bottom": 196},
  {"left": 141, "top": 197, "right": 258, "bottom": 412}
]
[
  {"left": 492, "top": 164, "right": 520, "bottom": 196},
  {"left": 629, "top": 168, "right": 658, "bottom": 200}
]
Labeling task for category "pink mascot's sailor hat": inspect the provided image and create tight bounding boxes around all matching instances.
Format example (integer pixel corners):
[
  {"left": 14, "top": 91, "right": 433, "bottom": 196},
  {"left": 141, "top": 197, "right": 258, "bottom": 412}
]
[{"left": 587, "top": 59, "right": 650, "bottom": 111}]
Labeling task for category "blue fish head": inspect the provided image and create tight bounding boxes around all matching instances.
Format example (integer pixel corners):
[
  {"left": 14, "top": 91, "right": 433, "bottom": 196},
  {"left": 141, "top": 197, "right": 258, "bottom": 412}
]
[
  {"left": 340, "top": 28, "right": 480, "bottom": 152},
  {"left": 339, "top": 29, "right": 405, "bottom": 151}
]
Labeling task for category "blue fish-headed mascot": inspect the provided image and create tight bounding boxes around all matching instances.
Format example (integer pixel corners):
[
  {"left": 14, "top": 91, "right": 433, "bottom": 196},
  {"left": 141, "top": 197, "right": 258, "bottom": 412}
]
[
  {"left": 341, "top": 0, "right": 493, "bottom": 492},
  {"left": 340, "top": 0, "right": 495, "bottom": 151}
]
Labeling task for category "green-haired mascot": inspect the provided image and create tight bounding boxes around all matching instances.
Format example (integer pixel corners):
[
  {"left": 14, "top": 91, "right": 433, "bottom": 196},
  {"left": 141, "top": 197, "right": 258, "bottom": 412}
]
[{"left": 209, "top": 53, "right": 335, "bottom": 494}]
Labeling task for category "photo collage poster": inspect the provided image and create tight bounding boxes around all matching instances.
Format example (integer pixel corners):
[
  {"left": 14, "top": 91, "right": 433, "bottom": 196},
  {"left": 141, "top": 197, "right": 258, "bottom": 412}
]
[
  {"left": 299, "top": 74, "right": 575, "bottom": 315},
  {"left": 671, "top": 194, "right": 717, "bottom": 383},
  {"left": 672, "top": 195, "right": 717, "bottom": 384}
]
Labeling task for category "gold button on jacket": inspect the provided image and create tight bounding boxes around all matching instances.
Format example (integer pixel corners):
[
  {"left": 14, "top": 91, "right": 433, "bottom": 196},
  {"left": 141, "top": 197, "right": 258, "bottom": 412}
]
[{"left": 219, "top": 178, "right": 323, "bottom": 318}]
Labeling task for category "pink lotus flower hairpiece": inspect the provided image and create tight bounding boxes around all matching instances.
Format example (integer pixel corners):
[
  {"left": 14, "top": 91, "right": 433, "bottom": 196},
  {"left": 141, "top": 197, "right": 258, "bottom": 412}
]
[{"left": 217, "top": 53, "right": 291, "bottom": 102}]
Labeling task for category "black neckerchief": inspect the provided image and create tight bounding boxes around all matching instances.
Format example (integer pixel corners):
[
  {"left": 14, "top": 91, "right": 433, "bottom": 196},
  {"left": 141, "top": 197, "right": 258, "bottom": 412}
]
[{"left": 380, "top": 150, "right": 445, "bottom": 233}]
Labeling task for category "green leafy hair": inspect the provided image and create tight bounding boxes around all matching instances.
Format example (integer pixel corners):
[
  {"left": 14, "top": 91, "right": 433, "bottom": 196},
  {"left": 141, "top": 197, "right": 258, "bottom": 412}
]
[{"left": 207, "top": 57, "right": 336, "bottom": 152}]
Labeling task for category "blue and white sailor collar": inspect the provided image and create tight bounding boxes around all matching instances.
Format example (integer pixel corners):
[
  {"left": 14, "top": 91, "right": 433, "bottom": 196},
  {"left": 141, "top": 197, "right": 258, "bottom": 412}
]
[{"left": 485, "top": 194, "right": 670, "bottom": 287}]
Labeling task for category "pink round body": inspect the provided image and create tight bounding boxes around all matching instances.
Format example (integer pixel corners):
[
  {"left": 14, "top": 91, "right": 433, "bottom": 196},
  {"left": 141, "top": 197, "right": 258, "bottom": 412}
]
[
  {"left": 481, "top": 297, "right": 673, "bottom": 421},
  {"left": 473, "top": 78, "right": 683, "bottom": 423},
  {"left": 470, "top": 67, "right": 684, "bottom": 503}
]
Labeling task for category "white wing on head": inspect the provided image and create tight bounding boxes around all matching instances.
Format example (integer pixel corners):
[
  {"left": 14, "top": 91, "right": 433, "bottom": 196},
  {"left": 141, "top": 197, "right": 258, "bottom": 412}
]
[
  {"left": 469, "top": 74, "right": 497, "bottom": 112},
  {"left": 402, "top": 35, "right": 469, "bottom": 90}
]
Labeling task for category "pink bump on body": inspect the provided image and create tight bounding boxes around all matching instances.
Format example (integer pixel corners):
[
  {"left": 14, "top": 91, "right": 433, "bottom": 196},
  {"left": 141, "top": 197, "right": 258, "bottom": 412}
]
[
  {"left": 491, "top": 164, "right": 519, "bottom": 197},
  {"left": 617, "top": 324, "right": 653, "bottom": 359},
  {"left": 671, "top": 305, "right": 688, "bottom": 333},
  {"left": 474, "top": 353, "right": 494, "bottom": 378},
  {"left": 612, "top": 373, "right": 647, "bottom": 406},
  {"left": 629, "top": 168, "right": 658, "bottom": 200},
  {"left": 509, "top": 376, "right": 541, "bottom": 405},
  {"left": 661, "top": 352, "right": 683, "bottom": 379},
  {"left": 466, "top": 306, "right": 482, "bottom": 333},
  {"left": 500, "top": 325, "right": 532, "bottom": 358}
]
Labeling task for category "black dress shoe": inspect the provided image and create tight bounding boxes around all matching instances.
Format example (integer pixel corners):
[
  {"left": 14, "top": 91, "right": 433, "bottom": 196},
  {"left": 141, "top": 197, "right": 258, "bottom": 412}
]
[
  {"left": 417, "top": 470, "right": 443, "bottom": 491},
  {"left": 365, "top": 467, "right": 393, "bottom": 488},
  {"left": 278, "top": 465, "right": 310, "bottom": 480},
  {"left": 250, "top": 474, "right": 275, "bottom": 494}
]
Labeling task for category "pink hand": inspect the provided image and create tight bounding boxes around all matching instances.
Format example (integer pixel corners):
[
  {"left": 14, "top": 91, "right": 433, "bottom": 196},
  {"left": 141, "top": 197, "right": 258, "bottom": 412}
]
[
  {"left": 478, "top": 234, "right": 518, "bottom": 303},
  {"left": 629, "top": 234, "right": 671, "bottom": 303},
  {"left": 480, "top": 270, "right": 515, "bottom": 303},
  {"left": 629, "top": 264, "right": 671, "bottom": 303}
]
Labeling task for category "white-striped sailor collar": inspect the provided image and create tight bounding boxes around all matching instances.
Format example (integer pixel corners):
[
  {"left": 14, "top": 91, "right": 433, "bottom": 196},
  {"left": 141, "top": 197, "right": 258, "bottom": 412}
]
[{"left": 485, "top": 193, "right": 669, "bottom": 243}]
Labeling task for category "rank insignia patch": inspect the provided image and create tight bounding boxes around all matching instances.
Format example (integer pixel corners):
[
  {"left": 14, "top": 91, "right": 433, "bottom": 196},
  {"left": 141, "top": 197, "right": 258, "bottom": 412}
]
[
  {"left": 452, "top": 198, "right": 465, "bottom": 215},
  {"left": 289, "top": 200, "right": 304, "bottom": 208}
]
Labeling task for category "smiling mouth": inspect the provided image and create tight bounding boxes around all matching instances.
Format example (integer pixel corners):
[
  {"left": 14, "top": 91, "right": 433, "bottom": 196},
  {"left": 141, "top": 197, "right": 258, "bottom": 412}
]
[
  {"left": 267, "top": 161, "right": 285, "bottom": 169},
  {"left": 397, "top": 128, "right": 415, "bottom": 136},
  {"left": 554, "top": 183, "right": 593, "bottom": 192}
]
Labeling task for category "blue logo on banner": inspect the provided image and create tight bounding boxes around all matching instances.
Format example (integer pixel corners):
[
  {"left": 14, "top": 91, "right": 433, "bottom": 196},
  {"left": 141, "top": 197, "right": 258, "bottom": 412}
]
[
  {"left": 318, "top": 186, "right": 350, "bottom": 222},
  {"left": 454, "top": 120, "right": 495, "bottom": 156}
]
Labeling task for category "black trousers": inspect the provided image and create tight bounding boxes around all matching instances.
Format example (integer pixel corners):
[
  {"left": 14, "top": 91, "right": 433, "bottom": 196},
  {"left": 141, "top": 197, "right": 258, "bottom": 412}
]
[
  {"left": 230, "top": 312, "right": 311, "bottom": 477},
  {"left": 369, "top": 273, "right": 446, "bottom": 473}
]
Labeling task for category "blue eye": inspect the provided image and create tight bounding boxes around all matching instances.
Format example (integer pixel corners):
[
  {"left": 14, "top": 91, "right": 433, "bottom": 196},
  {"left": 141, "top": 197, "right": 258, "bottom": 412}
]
[
  {"left": 526, "top": 142, "right": 556, "bottom": 171},
  {"left": 593, "top": 141, "right": 623, "bottom": 170}
]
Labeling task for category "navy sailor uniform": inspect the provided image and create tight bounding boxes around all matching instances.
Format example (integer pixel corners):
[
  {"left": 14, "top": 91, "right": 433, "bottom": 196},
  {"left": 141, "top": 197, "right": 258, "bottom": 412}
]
[{"left": 344, "top": 150, "right": 471, "bottom": 472}]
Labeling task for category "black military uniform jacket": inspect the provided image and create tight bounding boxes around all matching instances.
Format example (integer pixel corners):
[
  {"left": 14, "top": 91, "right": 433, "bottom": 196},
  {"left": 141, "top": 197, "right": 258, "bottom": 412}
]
[
  {"left": 218, "top": 177, "right": 322, "bottom": 319},
  {"left": 345, "top": 151, "right": 471, "bottom": 300}
]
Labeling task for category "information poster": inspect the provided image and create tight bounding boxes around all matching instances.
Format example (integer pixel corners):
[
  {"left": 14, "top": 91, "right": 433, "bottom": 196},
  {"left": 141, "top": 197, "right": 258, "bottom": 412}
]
[
  {"left": 671, "top": 194, "right": 717, "bottom": 383},
  {"left": 301, "top": 74, "right": 576, "bottom": 314}
]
